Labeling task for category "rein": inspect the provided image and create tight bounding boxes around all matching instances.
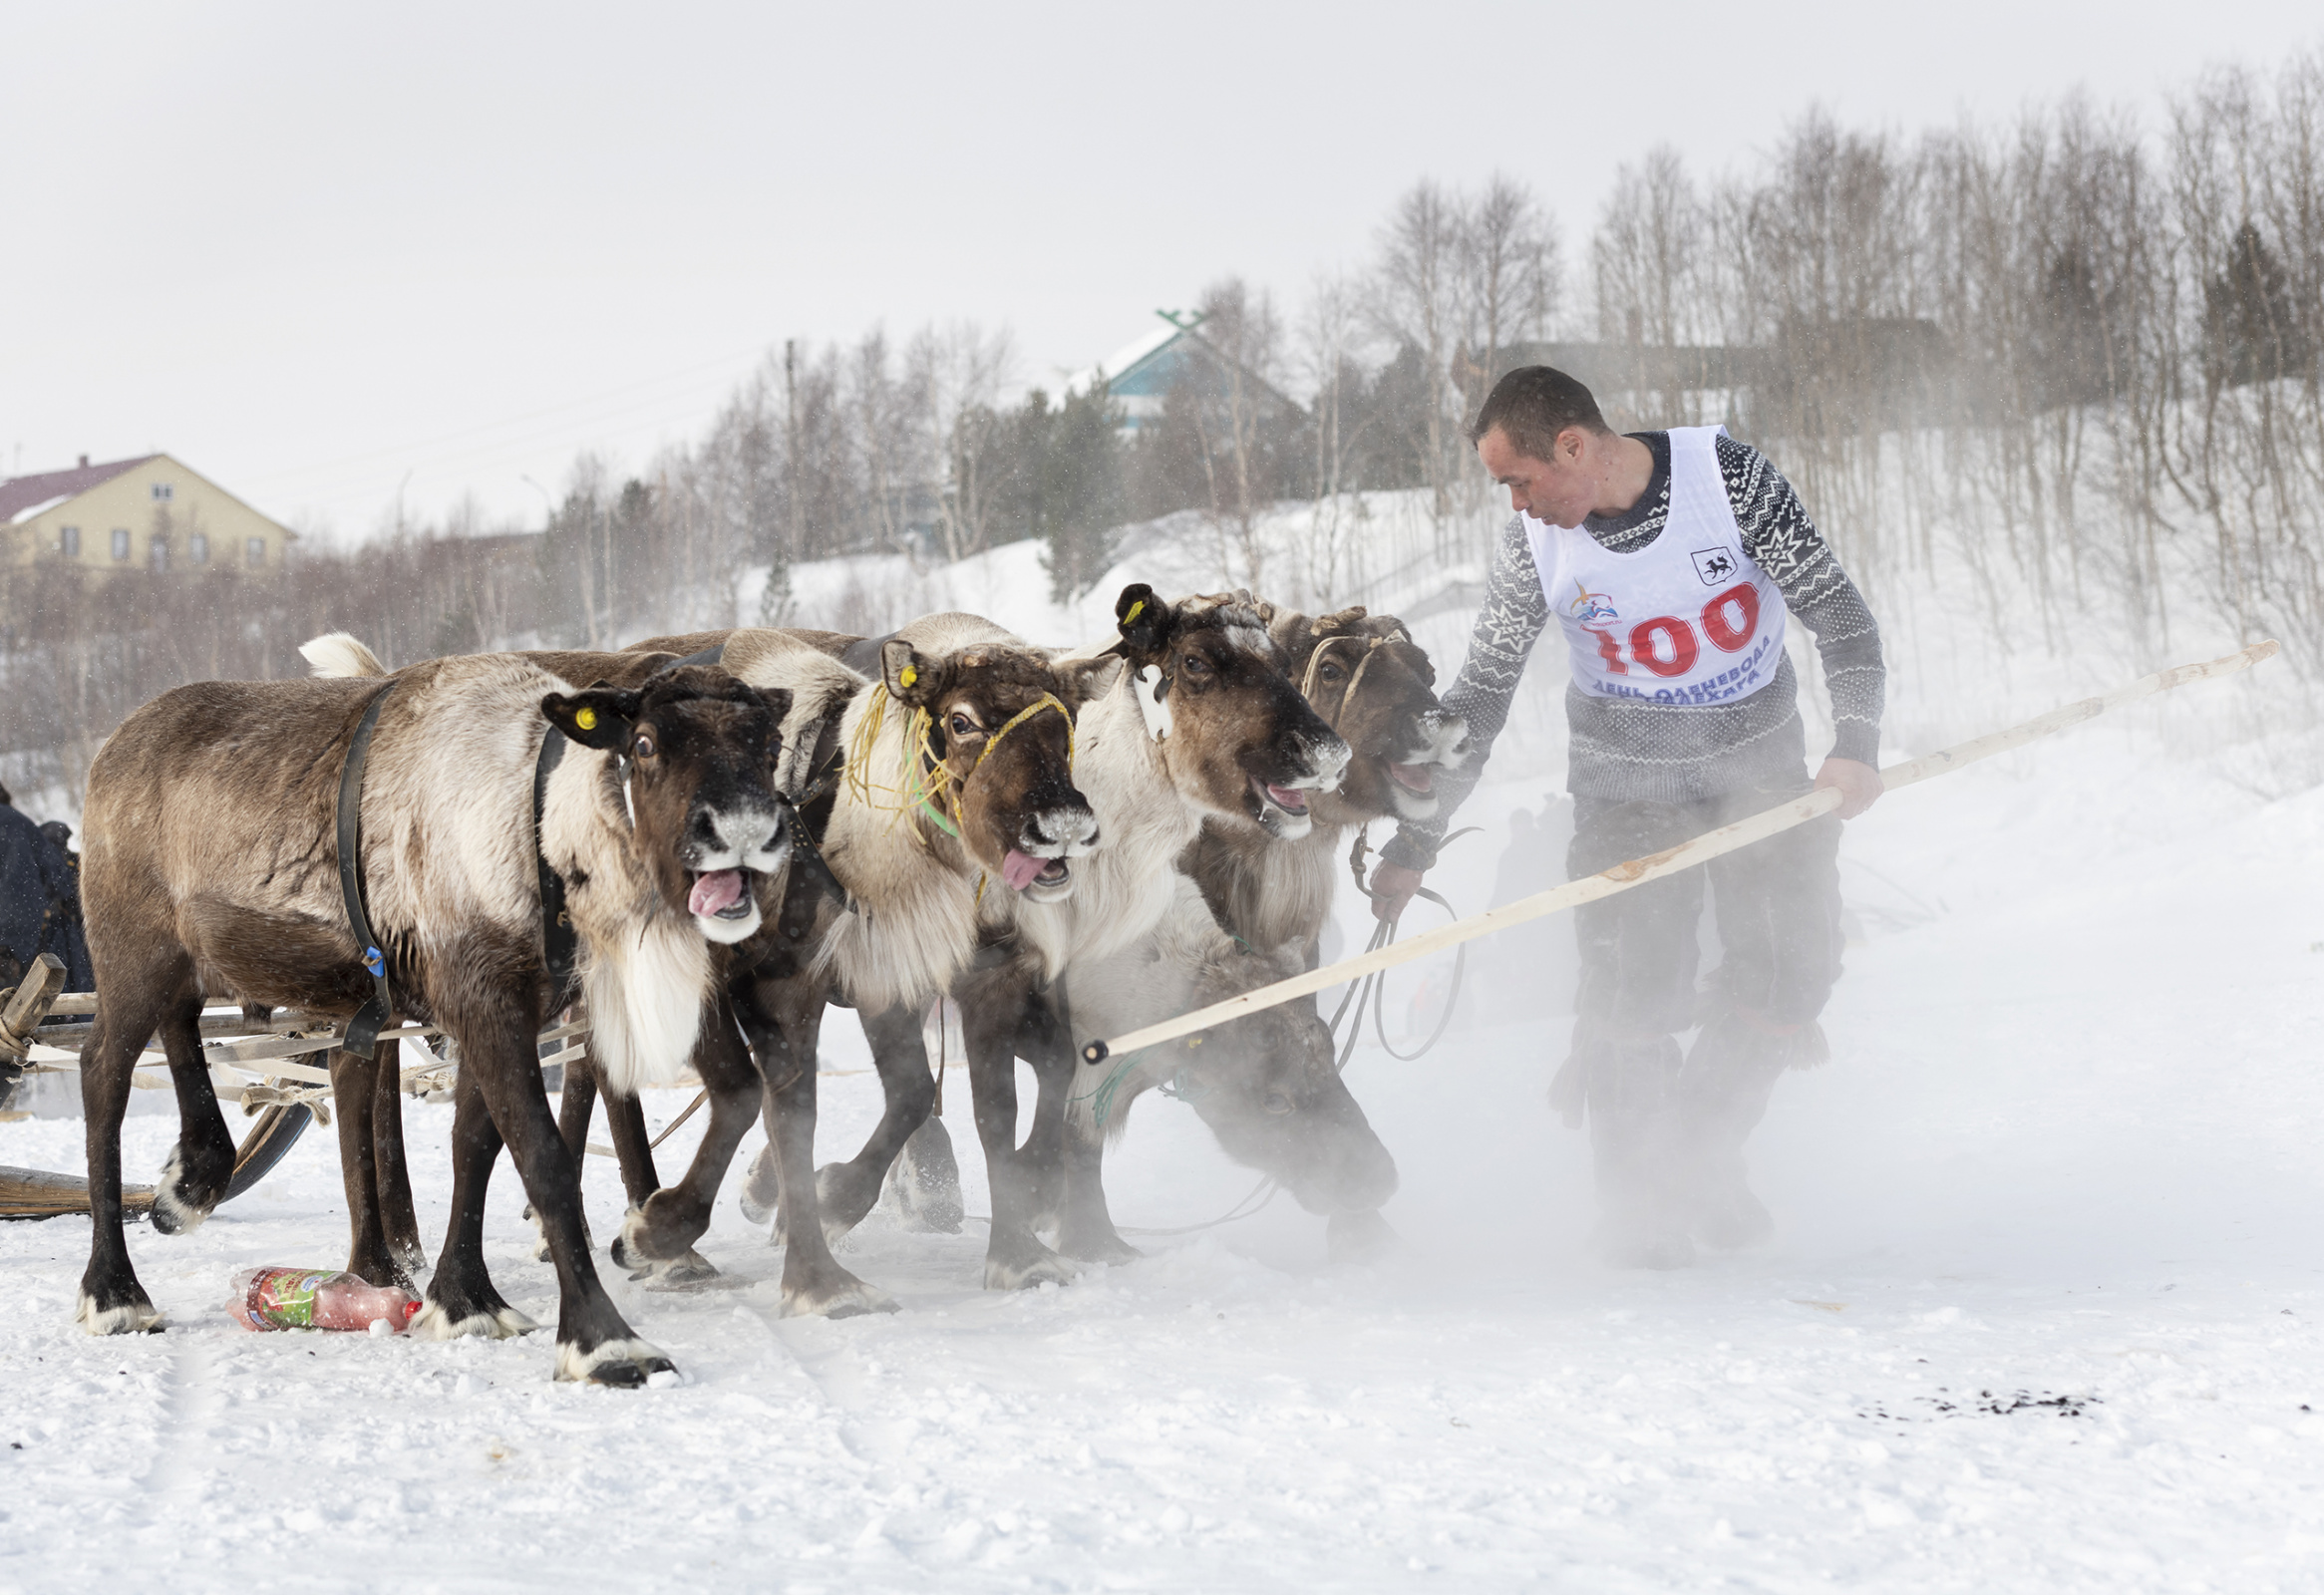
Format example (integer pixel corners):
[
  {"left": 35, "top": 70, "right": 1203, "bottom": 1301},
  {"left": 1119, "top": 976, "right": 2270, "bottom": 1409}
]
[{"left": 1326, "top": 823, "right": 1481, "bottom": 1069}]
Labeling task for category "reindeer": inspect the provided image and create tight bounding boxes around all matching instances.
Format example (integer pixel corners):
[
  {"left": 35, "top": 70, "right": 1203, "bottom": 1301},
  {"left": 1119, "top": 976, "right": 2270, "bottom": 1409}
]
[
  {"left": 74, "top": 652, "right": 793, "bottom": 1384},
  {"left": 1085, "top": 600, "right": 1471, "bottom": 1257}
]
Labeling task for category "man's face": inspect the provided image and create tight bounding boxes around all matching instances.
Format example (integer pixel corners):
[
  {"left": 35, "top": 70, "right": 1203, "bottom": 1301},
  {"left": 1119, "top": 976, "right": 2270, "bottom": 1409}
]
[{"left": 1479, "top": 425, "right": 1594, "bottom": 529}]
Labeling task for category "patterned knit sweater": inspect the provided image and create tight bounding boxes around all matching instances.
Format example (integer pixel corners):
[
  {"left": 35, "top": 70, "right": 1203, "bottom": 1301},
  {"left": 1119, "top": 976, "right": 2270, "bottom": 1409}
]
[{"left": 1384, "top": 431, "right": 1885, "bottom": 870}]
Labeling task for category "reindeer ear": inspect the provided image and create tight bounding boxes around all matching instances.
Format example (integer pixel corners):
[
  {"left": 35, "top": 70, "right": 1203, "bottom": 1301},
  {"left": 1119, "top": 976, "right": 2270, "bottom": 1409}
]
[
  {"left": 1061, "top": 654, "right": 1127, "bottom": 705},
  {"left": 1115, "top": 583, "right": 1168, "bottom": 657},
  {"left": 753, "top": 685, "right": 795, "bottom": 724},
  {"left": 881, "top": 640, "right": 942, "bottom": 708},
  {"left": 542, "top": 688, "right": 644, "bottom": 751}
]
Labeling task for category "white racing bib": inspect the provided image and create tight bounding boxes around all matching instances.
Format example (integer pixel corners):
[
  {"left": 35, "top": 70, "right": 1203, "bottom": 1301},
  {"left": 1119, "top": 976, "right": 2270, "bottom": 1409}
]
[{"left": 1524, "top": 425, "right": 1789, "bottom": 707}]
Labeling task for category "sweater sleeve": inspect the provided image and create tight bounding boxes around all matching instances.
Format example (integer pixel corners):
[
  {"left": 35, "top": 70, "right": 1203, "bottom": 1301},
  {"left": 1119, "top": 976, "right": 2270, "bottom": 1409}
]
[
  {"left": 1381, "top": 516, "right": 1550, "bottom": 871},
  {"left": 1718, "top": 435, "right": 1885, "bottom": 767}
]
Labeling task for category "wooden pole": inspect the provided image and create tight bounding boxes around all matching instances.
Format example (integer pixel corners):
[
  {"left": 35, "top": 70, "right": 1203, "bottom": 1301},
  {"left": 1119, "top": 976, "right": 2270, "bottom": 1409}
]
[{"left": 1081, "top": 640, "right": 2279, "bottom": 1065}]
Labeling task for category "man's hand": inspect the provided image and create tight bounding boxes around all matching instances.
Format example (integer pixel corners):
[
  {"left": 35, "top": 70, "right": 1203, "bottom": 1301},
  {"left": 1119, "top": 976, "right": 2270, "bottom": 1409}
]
[
  {"left": 1814, "top": 757, "right": 1883, "bottom": 819},
  {"left": 1368, "top": 860, "right": 1425, "bottom": 922}
]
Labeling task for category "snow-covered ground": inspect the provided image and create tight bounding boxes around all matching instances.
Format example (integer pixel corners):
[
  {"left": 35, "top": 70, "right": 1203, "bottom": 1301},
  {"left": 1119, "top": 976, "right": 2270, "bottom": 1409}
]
[{"left": 5, "top": 703, "right": 2321, "bottom": 1592}]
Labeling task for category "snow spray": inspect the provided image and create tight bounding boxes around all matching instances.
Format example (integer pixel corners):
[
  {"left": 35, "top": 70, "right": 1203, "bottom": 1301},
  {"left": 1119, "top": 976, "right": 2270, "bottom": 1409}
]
[{"left": 228, "top": 1267, "right": 421, "bottom": 1333}]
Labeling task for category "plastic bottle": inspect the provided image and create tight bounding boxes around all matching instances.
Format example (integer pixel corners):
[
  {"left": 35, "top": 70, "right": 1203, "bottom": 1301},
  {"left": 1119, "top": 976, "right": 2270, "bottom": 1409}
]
[{"left": 228, "top": 1267, "right": 422, "bottom": 1333}]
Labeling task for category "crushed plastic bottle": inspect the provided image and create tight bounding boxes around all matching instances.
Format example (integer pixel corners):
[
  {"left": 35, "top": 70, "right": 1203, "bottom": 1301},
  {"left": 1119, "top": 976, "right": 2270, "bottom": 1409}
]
[{"left": 229, "top": 1267, "right": 422, "bottom": 1333}]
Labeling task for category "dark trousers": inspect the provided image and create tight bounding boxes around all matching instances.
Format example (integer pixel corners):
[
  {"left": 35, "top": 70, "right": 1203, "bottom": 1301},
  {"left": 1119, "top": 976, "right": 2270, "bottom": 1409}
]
[
  {"left": 1557, "top": 780, "right": 1843, "bottom": 1233},
  {"left": 1569, "top": 780, "right": 1842, "bottom": 1040}
]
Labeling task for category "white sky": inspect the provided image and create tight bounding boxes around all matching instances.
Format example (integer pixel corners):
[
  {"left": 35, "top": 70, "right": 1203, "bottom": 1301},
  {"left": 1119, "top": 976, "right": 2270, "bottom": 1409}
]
[{"left": 4, "top": 3, "right": 2317, "bottom": 546}]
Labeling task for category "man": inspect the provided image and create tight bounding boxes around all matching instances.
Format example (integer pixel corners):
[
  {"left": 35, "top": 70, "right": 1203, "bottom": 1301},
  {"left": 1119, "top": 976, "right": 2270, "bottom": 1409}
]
[{"left": 1370, "top": 367, "right": 1884, "bottom": 1267}]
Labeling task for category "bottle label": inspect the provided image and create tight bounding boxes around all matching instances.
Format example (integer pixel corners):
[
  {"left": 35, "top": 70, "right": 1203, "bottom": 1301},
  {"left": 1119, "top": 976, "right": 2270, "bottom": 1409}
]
[{"left": 246, "top": 1268, "right": 332, "bottom": 1329}]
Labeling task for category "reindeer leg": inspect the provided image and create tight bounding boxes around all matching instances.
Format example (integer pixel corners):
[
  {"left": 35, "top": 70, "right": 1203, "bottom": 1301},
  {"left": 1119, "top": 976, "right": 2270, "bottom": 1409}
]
[
  {"left": 738, "top": 978, "right": 896, "bottom": 1317},
  {"left": 1033, "top": 996, "right": 1138, "bottom": 1266},
  {"left": 609, "top": 999, "right": 755, "bottom": 1288},
  {"left": 817, "top": 1000, "right": 939, "bottom": 1236},
  {"left": 444, "top": 965, "right": 669, "bottom": 1385},
  {"left": 534, "top": 1054, "right": 607, "bottom": 1262},
  {"left": 76, "top": 962, "right": 188, "bottom": 1335},
  {"left": 149, "top": 993, "right": 236, "bottom": 1239},
  {"left": 957, "top": 963, "right": 1075, "bottom": 1290},
  {"left": 411, "top": 1071, "right": 536, "bottom": 1340},
  {"left": 330, "top": 1044, "right": 405, "bottom": 1288},
  {"left": 371, "top": 1038, "right": 426, "bottom": 1275}
]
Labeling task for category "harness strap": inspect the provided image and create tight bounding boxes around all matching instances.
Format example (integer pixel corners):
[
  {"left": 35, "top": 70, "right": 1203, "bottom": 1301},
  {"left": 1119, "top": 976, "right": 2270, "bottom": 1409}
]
[
  {"left": 335, "top": 681, "right": 400, "bottom": 1061},
  {"left": 533, "top": 728, "right": 579, "bottom": 1000},
  {"left": 778, "top": 713, "right": 857, "bottom": 942}
]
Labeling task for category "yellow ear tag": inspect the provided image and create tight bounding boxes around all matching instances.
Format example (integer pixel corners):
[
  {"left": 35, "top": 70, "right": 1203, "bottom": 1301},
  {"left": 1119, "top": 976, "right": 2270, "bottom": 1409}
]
[
  {"left": 899, "top": 666, "right": 918, "bottom": 689},
  {"left": 574, "top": 707, "right": 598, "bottom": 731},
  {"left": 1125, "top": 599, "right": 1146, "bottom": 624}
]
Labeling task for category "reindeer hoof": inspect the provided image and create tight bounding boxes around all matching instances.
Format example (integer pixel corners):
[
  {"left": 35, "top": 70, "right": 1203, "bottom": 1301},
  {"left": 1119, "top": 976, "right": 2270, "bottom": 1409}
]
[
  {"left": 410, "top": 1299, "right": 538, "bottom": 1341},
  {"left": 611, "top": 1209, "right": 718, "bottom": 1287},
  {"left": 1057, "top": 1228, "right": 1141, "bottom": 1266},
  {"left": 554, "top": 1337, "right": 678, "bottom": 1388},
  {"left": 780, "top": 1272, "right": 899, "bottom": 1320},
  {"left": 875, "top": 1120, "right": 965, "bottom": 1233},
  {"left": 983, "top": 1243, "right": 1079, "bottom": 1292},
  {"left": 76, "top": 1287, "right": 166, "bottom": 1336},
  {"left": 627, "top": 1248, "right": 720, "bottom": 1289},
  {"left": 738, "top": 1145, "right": 781, "bottom": 1227},
  {"left": 148, "top": 1144, "right": 219, "bottom": 1236}
]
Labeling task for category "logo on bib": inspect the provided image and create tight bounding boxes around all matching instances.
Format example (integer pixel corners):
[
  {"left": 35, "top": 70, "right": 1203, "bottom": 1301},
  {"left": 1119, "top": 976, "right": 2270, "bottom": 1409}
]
[
  {"left": 1566, "top": 579, "right": 1619, "bottom": 625},
  {"left": 1690, "top": 547, "right": 1737, "bottom": 585}
]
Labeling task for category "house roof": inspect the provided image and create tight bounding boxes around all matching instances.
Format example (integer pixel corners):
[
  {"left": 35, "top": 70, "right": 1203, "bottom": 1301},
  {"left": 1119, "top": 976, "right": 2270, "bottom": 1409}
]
[{"left": 0, "top": 455, "right": 161, "bottom": 524}]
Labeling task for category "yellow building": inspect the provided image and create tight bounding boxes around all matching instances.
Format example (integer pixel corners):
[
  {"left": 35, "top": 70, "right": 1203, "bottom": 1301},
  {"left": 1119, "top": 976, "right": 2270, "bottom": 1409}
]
[{"left": 0, "top": 453, "right": 295, "bottom": 576}]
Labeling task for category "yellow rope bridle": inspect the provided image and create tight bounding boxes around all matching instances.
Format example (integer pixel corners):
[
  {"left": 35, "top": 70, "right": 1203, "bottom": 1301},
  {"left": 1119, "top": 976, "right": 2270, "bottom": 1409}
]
[{"left": 843, "top": 684, "right": 1077, "bottom": 846}]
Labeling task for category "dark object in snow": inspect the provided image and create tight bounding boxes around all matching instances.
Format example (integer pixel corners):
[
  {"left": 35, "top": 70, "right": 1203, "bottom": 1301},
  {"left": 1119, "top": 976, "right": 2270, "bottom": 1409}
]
[{"left": 1857, "top": 1388, "right": 2101, "bottom": 1423}]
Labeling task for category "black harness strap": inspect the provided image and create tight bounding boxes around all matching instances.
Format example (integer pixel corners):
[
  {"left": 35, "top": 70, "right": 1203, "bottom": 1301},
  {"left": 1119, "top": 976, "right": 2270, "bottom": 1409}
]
[
  {"left": 663, "top": 643, "right": 727, "bottom": 673},
  {"left": 777, "top": 711, "right": 855, "bottom": 941},
  {"left": 533, "top": 727, "right": 579, "bottom": 1001},
  {"left": 335, "top": 681, "right": 400, "bottom": 1061}
]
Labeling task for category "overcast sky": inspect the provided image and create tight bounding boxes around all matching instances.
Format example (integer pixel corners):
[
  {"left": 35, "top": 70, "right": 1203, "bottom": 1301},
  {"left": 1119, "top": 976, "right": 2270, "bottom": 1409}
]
[{"left": 4, "top": 3, "right": 2317, "bottom": 546}]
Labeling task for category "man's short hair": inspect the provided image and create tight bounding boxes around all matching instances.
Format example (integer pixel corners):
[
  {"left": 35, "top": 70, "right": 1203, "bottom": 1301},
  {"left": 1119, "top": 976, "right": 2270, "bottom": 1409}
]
[{"left": 1469, "top": 366, "right": 1610, "bottom": 462}]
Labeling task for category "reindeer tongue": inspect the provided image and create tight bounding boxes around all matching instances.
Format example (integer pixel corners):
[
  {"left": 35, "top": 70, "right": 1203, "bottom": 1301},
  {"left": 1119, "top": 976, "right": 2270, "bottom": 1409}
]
[
  {"left": 1265, "top": 784, "right": 1309, "bottom": 812},
  {"left": 1388, "top": 762, "right": 1435, "bottom": 794},
  {"left": 688, "top": 869, "right": 745, "bottom": 917},
  {"left": 1000, "top": 849, "right": 1047, "bottom": 891}
]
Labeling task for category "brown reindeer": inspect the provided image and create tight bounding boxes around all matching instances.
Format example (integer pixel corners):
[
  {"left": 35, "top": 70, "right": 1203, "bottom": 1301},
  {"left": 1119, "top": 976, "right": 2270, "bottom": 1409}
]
[
  {"left": 1181, "top": 600, "right": 1471, "bottom": 959},
  {"left": 75, "top": 652, "right": 793, "bottom": 1384},
  {"left": 1067, "top": 600, "right": 1470, "bottom": 1257}
]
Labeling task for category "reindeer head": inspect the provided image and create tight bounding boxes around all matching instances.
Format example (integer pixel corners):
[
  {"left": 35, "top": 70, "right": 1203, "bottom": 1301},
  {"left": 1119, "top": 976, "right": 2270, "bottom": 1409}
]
[
  {"left": 1272, "top": 606, "right": 1470, "bottom": 827},
  {"left": 877, "top": 639, "right": 1107, "bottom": 904},
  {"left": 541, "top": 665, "right": 795, "bottom": 944},
  {"left": 1110, "top": 583, "right": 1350, "bottom": 840}
]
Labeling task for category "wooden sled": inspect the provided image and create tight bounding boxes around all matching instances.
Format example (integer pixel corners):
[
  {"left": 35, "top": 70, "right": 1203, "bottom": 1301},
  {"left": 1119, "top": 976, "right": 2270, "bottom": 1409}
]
[{"left": 1, "top": 959, "right": 587, "bottom": 1220}]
